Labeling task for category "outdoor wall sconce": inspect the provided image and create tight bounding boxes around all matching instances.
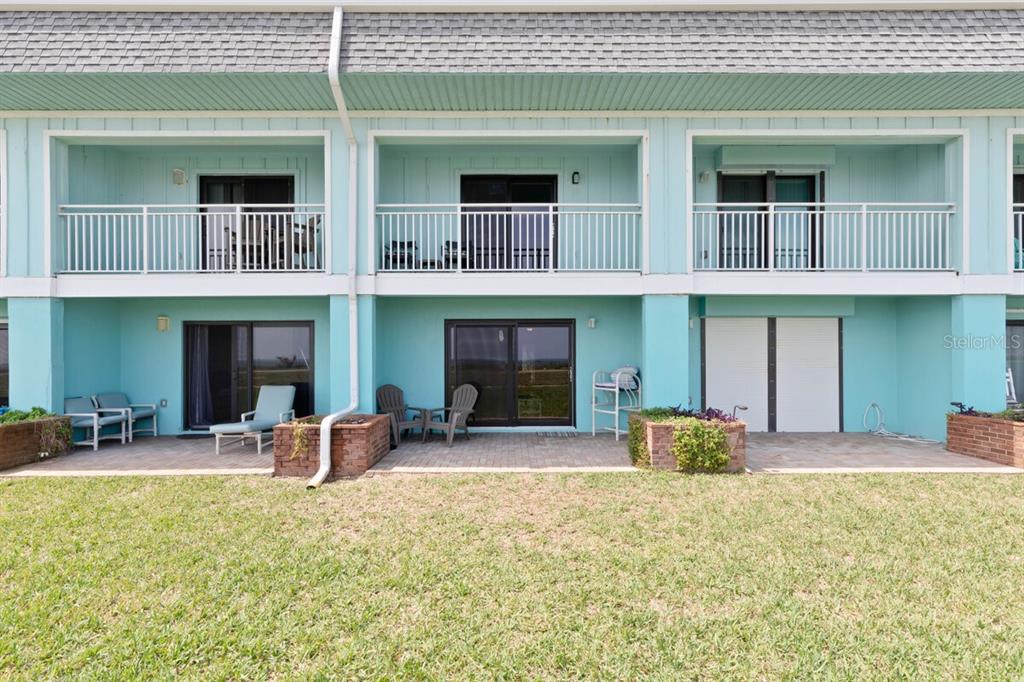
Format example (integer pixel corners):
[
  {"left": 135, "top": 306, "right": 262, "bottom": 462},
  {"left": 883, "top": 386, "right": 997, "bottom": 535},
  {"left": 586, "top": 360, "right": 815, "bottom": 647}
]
[
  {"left": 156, "top": 315, "right": 170, "bottom": 332},
  {"left": 571, "top": 171, "right": 581, "bottom": 184},
  {"left": 587, "top": 317, "right": 597, "bottom": 329},
  {"left": 172, "top": 168, "right": 187, "bottom": 186},
  {"left": 698, "top": 170, "right": 712, "bottom": 183}
]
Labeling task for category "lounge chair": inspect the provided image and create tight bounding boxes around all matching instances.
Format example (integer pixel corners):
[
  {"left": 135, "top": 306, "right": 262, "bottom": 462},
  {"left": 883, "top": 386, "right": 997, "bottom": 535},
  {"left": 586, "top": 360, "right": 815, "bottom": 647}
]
[
  {"left": 423, "top": 384, "right": 479, "bottom": 446},
  {"left": 376, "top": 384, "right": 429, "bottom": 445},
  {"left": 64, "top": 396, "right": 129, "bottom": 451},
  {"left": 209, "top": 385, "right": 296, "bottom": 455},
  {"left": 94, "top": 392, "right": 158, "bottom": 442}
]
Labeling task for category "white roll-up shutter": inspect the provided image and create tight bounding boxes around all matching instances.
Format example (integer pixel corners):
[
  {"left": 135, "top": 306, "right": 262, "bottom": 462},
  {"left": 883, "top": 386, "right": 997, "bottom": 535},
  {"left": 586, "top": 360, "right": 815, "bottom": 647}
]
[
  {"left": 775, "top": 318, "right": 840, "bottom": 432},
  {"left": 704, "top": 317, "right": 769, "bottom": 432}
]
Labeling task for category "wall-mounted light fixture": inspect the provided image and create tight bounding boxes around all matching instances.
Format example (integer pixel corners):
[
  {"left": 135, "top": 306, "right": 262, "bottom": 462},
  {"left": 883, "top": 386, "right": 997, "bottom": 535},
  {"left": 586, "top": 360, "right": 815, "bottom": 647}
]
[
  {"left": 172, "top": 168, "right": 187, "bottom": 186},
  {"left": 698, "top": 170, "right": 712, "bottom": 184},
  {"left": 587, "top": 317, "right": 597, "bottom": 329},
  {"left": 571, "top": 171, "right": 581, "bottom": 185},
  {"left": 156, "top": 315, "right": 170, "bottom": 332}
]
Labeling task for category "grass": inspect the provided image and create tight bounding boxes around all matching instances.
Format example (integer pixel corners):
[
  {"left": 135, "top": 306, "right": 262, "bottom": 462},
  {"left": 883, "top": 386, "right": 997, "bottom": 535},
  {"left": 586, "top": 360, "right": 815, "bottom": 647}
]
[{"left": 2, "top": 473, "right": 1024, "bottom": 679}]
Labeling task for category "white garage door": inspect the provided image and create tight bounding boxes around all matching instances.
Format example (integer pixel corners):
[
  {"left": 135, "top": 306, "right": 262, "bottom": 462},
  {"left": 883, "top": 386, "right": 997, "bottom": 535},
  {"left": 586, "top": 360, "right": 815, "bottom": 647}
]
[
  {"left": 704, "top": 317, "right": 840, "bottom": 433},
  {"left": 775, "top": 318, "right": 841, "bottom": 432},
  {"left": 704, "top": 318, "right": 769, "bottom": 432}
]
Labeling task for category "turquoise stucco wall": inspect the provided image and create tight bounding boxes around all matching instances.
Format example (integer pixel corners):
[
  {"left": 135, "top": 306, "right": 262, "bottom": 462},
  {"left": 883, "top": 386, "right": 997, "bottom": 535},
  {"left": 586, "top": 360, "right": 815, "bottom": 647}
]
[
  {"left": 375, "top": 296, "right": 641, "bottom": 432},
  {"left": 7, "top": 298, "right": 64, "bottom": 412},
  {"left": 58, "top": 297, "right": 332, "bottom": 433},
  {"left": 641, "top": 295, "right": 692, "bottom": 409}
]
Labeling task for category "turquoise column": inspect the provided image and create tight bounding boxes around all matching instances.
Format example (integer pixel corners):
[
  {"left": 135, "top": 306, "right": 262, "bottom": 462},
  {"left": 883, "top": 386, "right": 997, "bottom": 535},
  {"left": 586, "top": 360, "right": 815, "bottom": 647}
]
[
  {"left": 328, "top": 294, "right": 352, "bottom": 413},
  {"left": 357, "top": 295, "right": 376, "bottom": 414},
  {"left": 950, "top": 294, "right": 1005, "bottom": 413},
  {"left": 327, "top": 294, "right": 376, "bottom": 414},
  {"left": 641, "top": 294, "right": 691, "bottom": 408},
  {"left": 8, "top": 298, "right": 64, "bottom": 412}
]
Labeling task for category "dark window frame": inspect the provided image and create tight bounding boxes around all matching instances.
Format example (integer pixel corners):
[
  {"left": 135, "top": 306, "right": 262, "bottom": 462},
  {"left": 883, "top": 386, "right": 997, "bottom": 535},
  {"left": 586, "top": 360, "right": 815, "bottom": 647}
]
[
  {"left": 443, "top": 318, "right": 576, "bottom": 427},
  {"left": 182, "top": 320, "right": 314, "bottom": 431}
]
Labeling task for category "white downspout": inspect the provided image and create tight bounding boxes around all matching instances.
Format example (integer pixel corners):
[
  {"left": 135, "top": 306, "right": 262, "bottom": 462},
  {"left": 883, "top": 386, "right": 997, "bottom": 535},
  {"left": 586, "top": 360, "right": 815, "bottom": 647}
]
[{"left": 308, "top": 5, "right": 360, "bottom": 489}]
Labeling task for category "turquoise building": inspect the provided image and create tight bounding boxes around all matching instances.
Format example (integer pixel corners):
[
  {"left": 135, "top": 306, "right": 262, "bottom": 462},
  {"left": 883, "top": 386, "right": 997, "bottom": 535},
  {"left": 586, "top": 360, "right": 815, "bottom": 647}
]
[{"left": 1, "top": 6, "right": 1023, "bottom": 441}]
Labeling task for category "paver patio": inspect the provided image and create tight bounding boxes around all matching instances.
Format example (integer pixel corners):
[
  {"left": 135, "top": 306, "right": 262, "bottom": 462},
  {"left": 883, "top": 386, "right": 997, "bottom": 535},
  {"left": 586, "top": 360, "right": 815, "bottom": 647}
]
[
  {"left": 0, "top": 436, "right": 272, "bottom": 477},
  {"left": 370, "top": 432, "right": 636, "bottom": 474},
  {"left": 747, "top": 432, "right": 1022, "bottom": 473}
]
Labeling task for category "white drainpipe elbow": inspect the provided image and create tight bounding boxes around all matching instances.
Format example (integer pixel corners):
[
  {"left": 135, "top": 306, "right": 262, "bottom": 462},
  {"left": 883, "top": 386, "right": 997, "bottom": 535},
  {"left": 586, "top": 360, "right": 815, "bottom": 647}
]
[{"left": 308, "top": 5, "right": 360, "bottom": 489}]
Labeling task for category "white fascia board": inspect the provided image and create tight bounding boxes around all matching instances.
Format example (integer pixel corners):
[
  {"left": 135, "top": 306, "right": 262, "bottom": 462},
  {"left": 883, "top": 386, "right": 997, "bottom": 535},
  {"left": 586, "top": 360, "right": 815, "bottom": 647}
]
[
  {"left": 689, "top": 272, "right": 1014, "bottom": 296},
  {"left": 366, "top": 273, "right": 645, "bottom": 296},
  {"left": 50, "top": 274, "right": 350, "bottom": 298}
]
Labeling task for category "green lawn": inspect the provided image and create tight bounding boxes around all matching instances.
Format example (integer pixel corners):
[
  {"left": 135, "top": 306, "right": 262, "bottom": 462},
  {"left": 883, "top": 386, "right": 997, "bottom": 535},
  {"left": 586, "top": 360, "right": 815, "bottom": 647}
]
[{"left": 3, "top": 473, "right": 1024, "bottom": 679}]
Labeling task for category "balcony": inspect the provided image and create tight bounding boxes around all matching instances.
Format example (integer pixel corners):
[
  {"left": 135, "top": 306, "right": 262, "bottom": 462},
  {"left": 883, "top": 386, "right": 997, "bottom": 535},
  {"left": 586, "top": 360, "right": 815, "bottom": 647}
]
[
  {"left": 375, "top": 203, "right": 642, "bottom": 273},
  {"left": 693, "top": 202, "right": 956, "bottom": 272},
  {"left": 57, "top": 204, "right": 326, "bottom": 274}
]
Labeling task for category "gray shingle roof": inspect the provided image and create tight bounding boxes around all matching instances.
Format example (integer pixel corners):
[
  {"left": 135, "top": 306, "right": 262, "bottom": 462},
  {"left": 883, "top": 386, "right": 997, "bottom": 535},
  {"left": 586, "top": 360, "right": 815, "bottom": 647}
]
[
  {"left": 1, "top": 10, "right": 1021, "bottom": 76},
  {"left": 340, "top": 10, "right": 1024, "bottom": 74},
  {"left": 0, "top": 12, "right": 332, "bottom": 73}
]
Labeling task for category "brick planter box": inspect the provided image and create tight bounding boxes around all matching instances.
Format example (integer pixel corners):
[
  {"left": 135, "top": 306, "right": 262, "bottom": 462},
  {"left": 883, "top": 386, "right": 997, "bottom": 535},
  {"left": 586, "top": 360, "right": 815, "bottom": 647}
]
[
  {"left": 632, "top": 415, "right": 746, "bottom": 473},
  {"left": 273, "top": 414, "right": 391, "bottom": 480},
  {"left": 947, "top": 413, "right": 1024, "bottom": 468},
  {"left": 0, "top": 416, "right": 72, "bottom": 472}
]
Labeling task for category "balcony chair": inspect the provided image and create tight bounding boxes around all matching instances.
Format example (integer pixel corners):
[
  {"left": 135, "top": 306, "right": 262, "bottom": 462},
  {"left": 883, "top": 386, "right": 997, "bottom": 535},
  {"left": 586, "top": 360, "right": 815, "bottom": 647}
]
[
  {"left": 209, "top": 385, "right": 296, "bottom": 455},
  {"left": 443, "top": 240, "right": 470, "bottom": 270},
  {"left": 384, "top": 240, "right": 419, "bottom": 270},
  {"left": 292, "top": 215, "right": 322, "bottom": 269},
  {"left": 423, "top": 384, "right": 479, "bottom": 446},
  {"left": 376, "top": 384, "right": 430, "bottom": 446},
  {"left": 93, "top": 392, "right": 158, "bottom": 442},
  {"left": 64, "top": 396, "right": 129, "bottom": 451}
]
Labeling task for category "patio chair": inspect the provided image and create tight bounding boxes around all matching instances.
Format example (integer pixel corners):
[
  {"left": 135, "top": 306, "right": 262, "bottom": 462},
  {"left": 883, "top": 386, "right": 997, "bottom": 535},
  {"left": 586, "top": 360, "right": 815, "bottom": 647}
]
[
  {"left": 384, "top": 240, "right": 418, "bottom": 270},
  {"left": 93, "top": 392, "right": 158, "bottom": 442},
  {"left": 423, "top": 384, "right": 479, "bottom": 446},
  {"left": 376, "top": 384, "right": 429, "bottom": 446},
  {"left": 64, "top": 396, "right": 129, "bottom": 451},
  {"left": 209, "top": 385, "right": 296, "bottom": 455}
]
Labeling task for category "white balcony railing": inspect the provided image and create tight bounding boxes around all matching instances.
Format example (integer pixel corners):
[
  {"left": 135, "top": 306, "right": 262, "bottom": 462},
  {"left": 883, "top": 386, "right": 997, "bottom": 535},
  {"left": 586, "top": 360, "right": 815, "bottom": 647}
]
[
  {"left": 1014, "top": 204, "right": 1024, "bottom": 271},
  {"left": 693, "top": 202, "right": 956, "bottom": 272},
  {"left": 57, "top": 204, "right": 326, "bottom": 274},
  {"left": 375, "top": 203, "right": 642, "bottom": 273}
]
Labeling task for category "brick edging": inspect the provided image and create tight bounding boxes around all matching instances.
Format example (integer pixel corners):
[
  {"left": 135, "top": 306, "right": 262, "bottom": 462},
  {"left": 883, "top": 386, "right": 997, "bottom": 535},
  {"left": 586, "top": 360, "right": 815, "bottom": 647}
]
[
  {"left": 644, "top": 419, "right": 747, "bottom": 473},
  {"left": 0, "top": 417, "right": 72, "bottom": 472},
  {"left": 273, "top": 414, "right": 391, "bottom": 479},
  {"left": 946, "top": 413, "right": 1024, "bottom": 468}
]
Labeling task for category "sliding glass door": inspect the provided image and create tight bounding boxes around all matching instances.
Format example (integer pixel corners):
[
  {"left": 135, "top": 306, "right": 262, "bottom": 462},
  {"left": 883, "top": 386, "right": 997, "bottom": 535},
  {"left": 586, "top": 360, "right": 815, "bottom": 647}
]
[
  {"left": 445, "top": 320, "right": 574, "bottom": 426},
  {"left": 184, "top": 321, "right": 312, "bottom": 430}
]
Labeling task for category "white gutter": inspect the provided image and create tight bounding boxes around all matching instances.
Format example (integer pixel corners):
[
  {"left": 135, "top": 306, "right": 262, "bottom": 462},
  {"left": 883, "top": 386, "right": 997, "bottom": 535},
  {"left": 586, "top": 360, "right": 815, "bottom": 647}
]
[{"left": 308, "top": 4, "right": 360, "bottom": 489}]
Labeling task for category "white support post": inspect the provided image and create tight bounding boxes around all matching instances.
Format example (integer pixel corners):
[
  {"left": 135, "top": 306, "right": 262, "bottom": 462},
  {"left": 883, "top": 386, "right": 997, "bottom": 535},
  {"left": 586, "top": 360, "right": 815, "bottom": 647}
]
[
  {"left": 235, "top": 204, "right": 243, "bottom": 273},
  {"left": 860, "top": 204, "right": 869, "bottom": 272},
  {"left": 456, "top": 204, "right": 463, "bottom": 274},
  {"left": 141, "top": 206, "right": 149, "bottom": 274},
  {"left": 767, "top": 204, "right": 775, "bottom": 272},
  {"left": 548, "top": 204, "right": 555, "bottom": 273}
]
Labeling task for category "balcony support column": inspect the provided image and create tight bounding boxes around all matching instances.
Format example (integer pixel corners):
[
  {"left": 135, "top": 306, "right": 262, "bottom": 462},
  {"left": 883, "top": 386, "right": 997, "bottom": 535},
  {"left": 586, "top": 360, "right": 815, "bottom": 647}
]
[
  {"left": 641, "top": 294, "right": 692, "bottom": 408},
  {"left": 8, "top": 297, "right": 64, "bottom": 412},
  {"left": 950, "top": 294, "right": 1006, "bottom": 413}
]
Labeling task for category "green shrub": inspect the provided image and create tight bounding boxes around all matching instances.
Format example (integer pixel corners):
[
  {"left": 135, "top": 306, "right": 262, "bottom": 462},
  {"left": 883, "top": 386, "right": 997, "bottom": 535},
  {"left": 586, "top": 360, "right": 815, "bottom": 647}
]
[
  {"left": 627, "top": 416, "right": 650, "bottom": 467},
  {"left": 671, "top": 418, "right": 731, "bottom": 473},
  {"left": 0, "top": 406, "right": 52, "bottom": 425},
  {"left": 0, "top": 407, "right": 72, "bottom": 457}
]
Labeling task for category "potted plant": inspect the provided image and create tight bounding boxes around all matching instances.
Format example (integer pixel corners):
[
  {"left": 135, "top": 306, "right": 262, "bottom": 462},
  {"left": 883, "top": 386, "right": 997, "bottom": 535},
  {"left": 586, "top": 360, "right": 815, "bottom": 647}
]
[{"left": 628, "top": 406, "right": 746, "bottom": 473}]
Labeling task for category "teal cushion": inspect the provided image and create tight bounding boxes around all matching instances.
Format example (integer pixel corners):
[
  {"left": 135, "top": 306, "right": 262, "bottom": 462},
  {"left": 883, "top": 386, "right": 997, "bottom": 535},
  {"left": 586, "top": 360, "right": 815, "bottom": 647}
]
[
  {"left": 131, "top": 406, "right": 156, "bottom": 419},
  {"left": 209, "top": 419, "right": 277, "bottom": 435}
]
